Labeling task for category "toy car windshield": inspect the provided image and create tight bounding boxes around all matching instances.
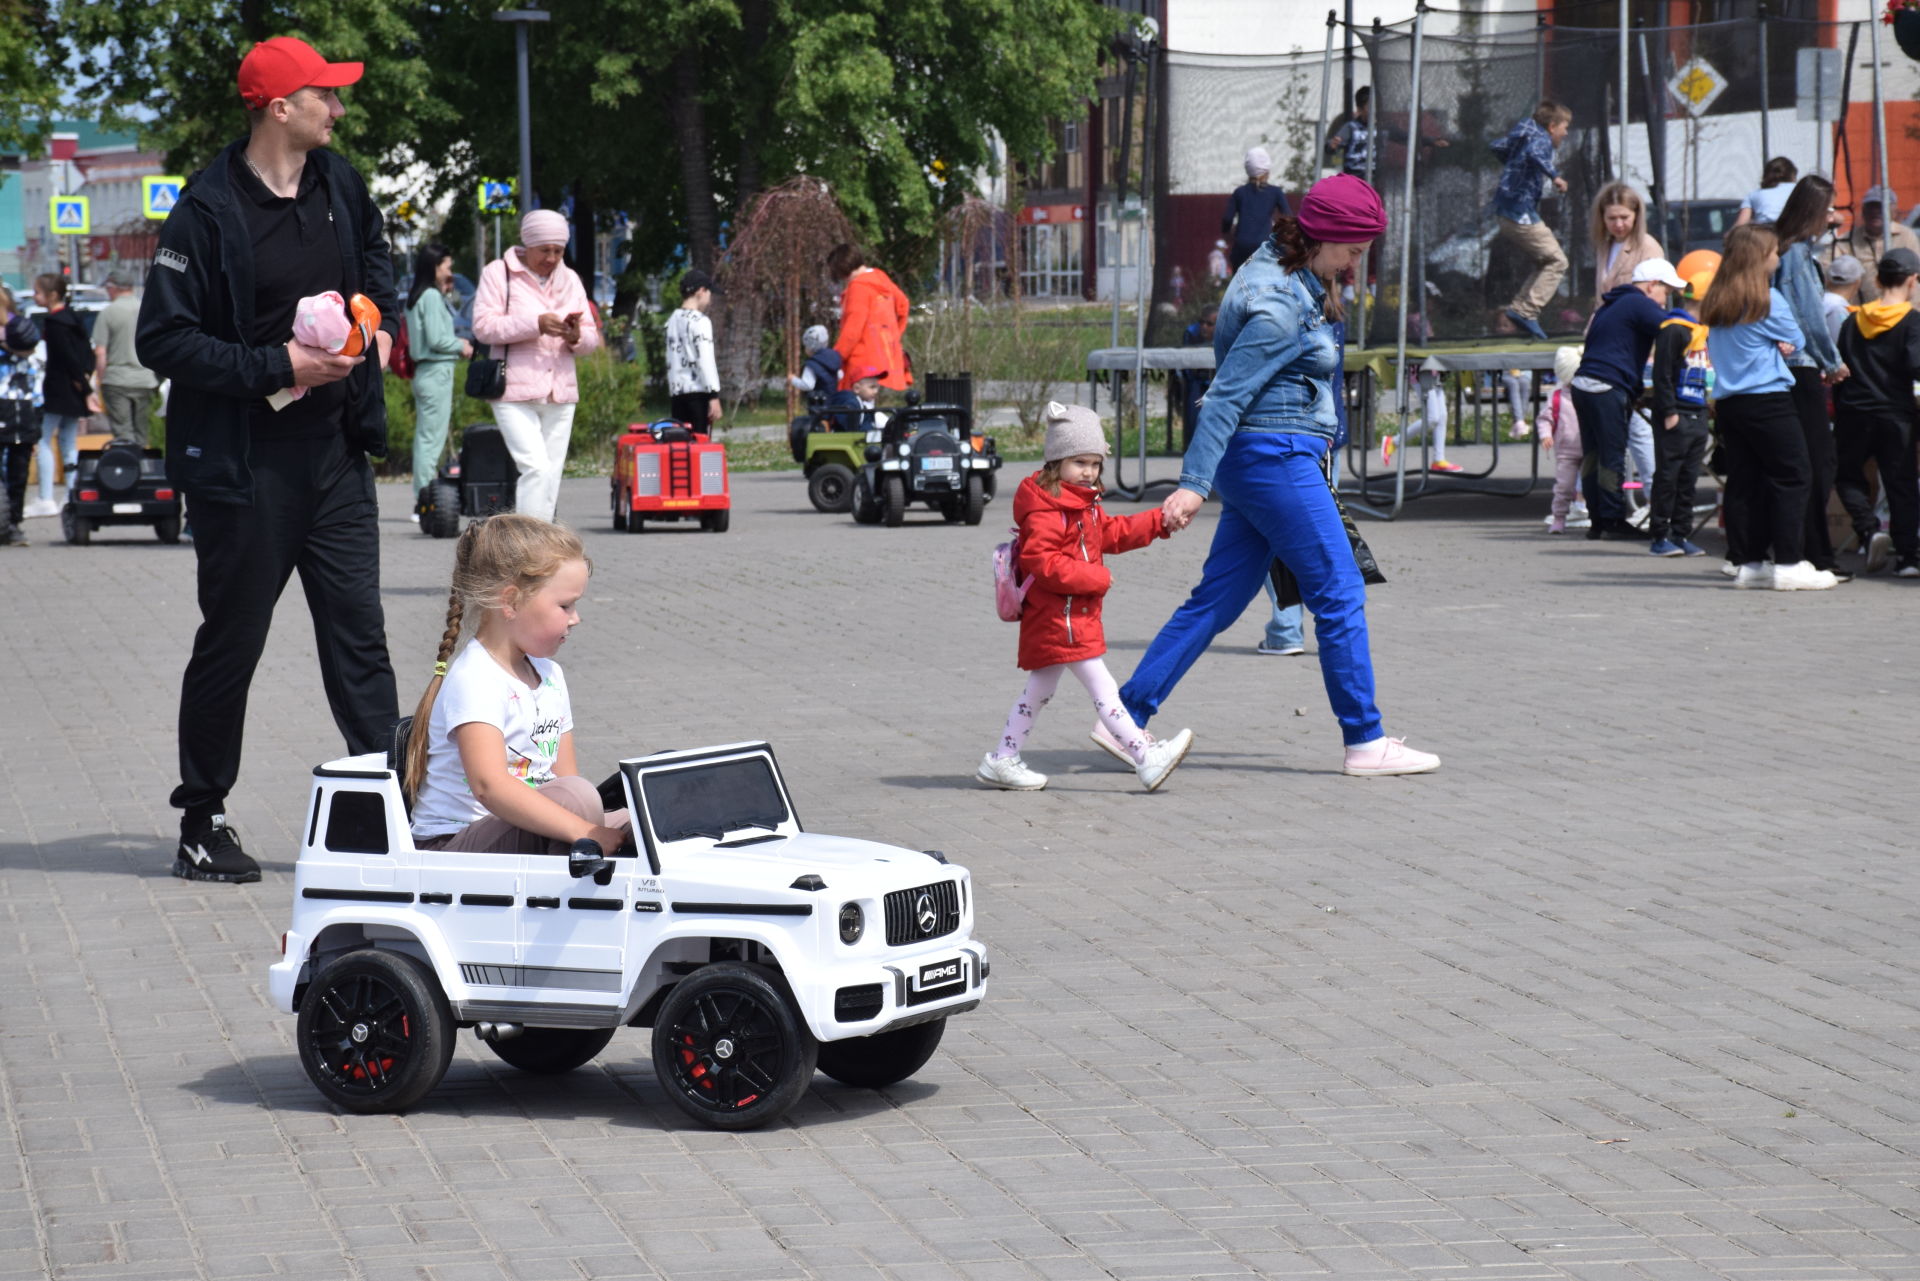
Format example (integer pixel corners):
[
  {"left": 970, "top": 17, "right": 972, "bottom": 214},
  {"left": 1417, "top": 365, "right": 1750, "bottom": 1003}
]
[{"left": 639, "top": 755, "right": 792, "bottom": 844}]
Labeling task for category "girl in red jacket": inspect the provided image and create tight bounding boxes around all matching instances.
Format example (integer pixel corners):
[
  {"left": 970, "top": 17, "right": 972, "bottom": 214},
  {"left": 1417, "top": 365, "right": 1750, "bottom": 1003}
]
[{"left": 977, "top": 404, "right": 1196, "bottom": 792}]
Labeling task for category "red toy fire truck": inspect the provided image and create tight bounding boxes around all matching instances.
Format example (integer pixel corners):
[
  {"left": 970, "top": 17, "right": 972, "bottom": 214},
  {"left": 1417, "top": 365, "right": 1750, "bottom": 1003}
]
[{"left": 610, "top": 420, "right": 731, "bottom": 533}]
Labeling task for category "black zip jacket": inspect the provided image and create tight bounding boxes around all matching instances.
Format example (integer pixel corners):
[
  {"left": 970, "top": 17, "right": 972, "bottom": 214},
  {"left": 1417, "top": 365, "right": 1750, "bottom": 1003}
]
[
  {"left": 1835, "top": 305, "right": 1920, "bottom": 418},
  {"left": 135, "top": 139, "right": 398, "bottom": 504},
  {"left": 39, "top": 308, "right": 92, "bottom": 417},
  {"left": 1648, "top": 315, "right": 1707, "bottom": 423}
]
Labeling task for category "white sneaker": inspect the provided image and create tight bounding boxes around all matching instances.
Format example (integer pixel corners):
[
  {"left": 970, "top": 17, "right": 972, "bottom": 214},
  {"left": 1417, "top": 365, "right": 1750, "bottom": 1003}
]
[
  {"left": 1770, "top": 560, "right": 1838, "bottom": 591},
  {"left": 1720, "top": 560, "right": 1739, "bottom": 578},
  {"left": 22, "top": 498, "right": 57, "bottom": 519},
  {"left": 1866, "top": 531, "right": 1892, "bottom": 575},
  {"left": 1089, "top": 721, "right": 1151, "bottom": 766},
  {"left": 976, "top": 752, "right": 1046, "bottom": 791},
  {"left": 1343, "top": 737, "right": 1441, "bottom": 777},
  {"left": 1135, "top": 728, "right": 1194, "bottom": 791},
  {"left": 1733, "top": 561, "right": 1774, "bottom": 589},
  {"left": 1256, "top": 641, "right": 1305, "bottom": 656},
  {"left": 1567, "top": 503, "right": 1591, "bottom": 529}
]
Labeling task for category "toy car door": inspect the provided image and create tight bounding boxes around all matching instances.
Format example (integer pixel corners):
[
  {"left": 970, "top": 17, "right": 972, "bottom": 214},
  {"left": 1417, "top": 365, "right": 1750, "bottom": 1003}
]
[
  {"left": 516, "top": 849, "right": 638, "bottom": 1005},
  {"left": 413, "top": 847, "right": 521, "bottom": 972}
]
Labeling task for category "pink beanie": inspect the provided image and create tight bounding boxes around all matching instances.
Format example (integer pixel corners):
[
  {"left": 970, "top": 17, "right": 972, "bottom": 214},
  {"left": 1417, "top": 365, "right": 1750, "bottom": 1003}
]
[
  {"left": 519, "top": 209, "right": 569, "bottom": 247},
  {"left": 1295, "top": 174, "right": 1387, "bottom": 243}
]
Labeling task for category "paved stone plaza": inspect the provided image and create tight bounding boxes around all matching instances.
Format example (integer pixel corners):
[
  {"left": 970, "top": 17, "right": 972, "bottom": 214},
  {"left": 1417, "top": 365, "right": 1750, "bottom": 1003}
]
[{"left": 4, "top": 452, "right": 1919, "bottom": 1281}]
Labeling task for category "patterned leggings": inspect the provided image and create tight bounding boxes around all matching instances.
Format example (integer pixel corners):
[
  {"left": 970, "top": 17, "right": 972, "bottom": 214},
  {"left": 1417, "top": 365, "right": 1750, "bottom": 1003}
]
[{"left": 994, "top": 658, "right": 1149, "bottom": 763}]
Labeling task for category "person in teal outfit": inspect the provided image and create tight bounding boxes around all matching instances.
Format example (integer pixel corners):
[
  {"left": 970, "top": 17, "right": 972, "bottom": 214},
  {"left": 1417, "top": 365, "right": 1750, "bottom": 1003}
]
[{"left": 407, "top": 243, "right": 471, "bottom": 509}]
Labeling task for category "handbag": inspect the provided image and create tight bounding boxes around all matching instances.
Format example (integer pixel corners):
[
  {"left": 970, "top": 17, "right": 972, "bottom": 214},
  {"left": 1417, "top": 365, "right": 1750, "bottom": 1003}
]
[
  {"left": 463, "top": 263, "right": 509, "bottom": 400},
  {"left": 1267, "top": 449, "right": 1386, "bottom": 610}
]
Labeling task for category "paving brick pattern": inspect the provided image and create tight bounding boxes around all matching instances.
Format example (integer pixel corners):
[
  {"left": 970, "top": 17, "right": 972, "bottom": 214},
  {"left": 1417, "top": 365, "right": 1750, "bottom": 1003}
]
[{"left": 4, "top": 450, "right": 1919, "bottom": 1280}]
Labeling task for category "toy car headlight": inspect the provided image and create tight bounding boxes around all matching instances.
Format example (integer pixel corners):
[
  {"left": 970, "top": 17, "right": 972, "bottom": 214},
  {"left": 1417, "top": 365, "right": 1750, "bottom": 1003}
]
[
  {"left": 838, "top": 902, "right": 864, "bottom": 944},
  {"left": 897, "top": 443, "right": 911, "bottom": 458},
  {"left": 960, "top": 441, "right": 972, "bottom": 454}
]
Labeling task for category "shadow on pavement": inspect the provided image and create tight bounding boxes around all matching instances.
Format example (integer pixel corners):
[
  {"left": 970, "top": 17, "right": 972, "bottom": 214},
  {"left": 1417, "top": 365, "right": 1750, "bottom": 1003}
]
[{"left": 0, "top": 835, "right": 297, "bottom": 879}]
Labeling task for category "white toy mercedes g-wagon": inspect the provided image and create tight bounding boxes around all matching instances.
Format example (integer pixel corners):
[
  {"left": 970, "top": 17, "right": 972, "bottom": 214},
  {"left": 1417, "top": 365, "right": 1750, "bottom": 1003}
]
[{"left": 269, "top": 740, "right": 989, "bottom": 1129}]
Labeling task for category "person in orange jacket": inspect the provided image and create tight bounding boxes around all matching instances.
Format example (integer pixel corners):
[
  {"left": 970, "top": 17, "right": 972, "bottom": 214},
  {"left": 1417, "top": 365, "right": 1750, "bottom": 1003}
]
[
  {"left": 827, "top": 243, "right": 912, "bottom": 392},
  {"left": 976, "top": 403, "right": 1195, "bottom": 794}
]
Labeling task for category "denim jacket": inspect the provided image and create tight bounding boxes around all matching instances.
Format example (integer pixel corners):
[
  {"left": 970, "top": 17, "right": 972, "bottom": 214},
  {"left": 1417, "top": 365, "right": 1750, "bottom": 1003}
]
[
  {"left": 1178, "top": 240, "right": 1339, "bottom": 498},
  {"left": 1774, "top": 241, "right": 1842, "bottom": 374}
]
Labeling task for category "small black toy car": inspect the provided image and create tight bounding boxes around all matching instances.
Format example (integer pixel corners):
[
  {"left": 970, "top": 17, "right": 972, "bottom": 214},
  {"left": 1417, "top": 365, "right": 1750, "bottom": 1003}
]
[
  {"left": 420, "top": 422, "right": 515, "bottom": 538},
  {"left": 61, "top": 438, "right": 183, "bottom": 544},
  {"left": 850, "top": 399, "right": 1000, "bottom": 527}
]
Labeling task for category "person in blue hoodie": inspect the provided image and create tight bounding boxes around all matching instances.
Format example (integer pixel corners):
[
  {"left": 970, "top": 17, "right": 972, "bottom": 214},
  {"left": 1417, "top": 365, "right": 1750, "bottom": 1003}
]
[
  {"left": 1490, "top": 100, "right": 1572, "bottom": 341},
  {"left": 1569, "top": 258, "right": 1685, "bottom": 539}
]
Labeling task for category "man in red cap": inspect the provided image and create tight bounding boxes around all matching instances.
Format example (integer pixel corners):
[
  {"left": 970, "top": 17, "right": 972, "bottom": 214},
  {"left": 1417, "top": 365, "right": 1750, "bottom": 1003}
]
[{"left": 137, "top": 36, "right": 401, "bottom": 885}]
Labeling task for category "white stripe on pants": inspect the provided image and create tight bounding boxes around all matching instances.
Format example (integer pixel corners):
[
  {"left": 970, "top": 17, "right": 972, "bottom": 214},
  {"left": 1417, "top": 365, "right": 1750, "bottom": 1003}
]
[{"left": 490, "top": 398, "right": 577, "bottom": 523}]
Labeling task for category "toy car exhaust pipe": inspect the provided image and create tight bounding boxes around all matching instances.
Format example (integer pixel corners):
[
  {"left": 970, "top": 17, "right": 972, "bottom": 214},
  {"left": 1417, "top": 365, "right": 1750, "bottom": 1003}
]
[{"left": 474, "top": 1022, "right": 524, "bottom": 1042}]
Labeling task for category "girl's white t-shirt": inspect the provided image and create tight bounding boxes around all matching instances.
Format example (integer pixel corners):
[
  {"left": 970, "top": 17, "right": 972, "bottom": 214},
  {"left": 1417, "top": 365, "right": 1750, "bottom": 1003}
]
[{"left": 411, "top": 637, "right": 573, "bottom": 838}]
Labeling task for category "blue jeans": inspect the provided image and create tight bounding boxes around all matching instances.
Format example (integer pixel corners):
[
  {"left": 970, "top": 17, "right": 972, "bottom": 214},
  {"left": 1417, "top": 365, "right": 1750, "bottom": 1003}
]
[
  {"left": 1121, "top": 432, "right": 1383, "bottom": 746},
  {"left": 35, "top": 414, "right": 81, "bottom": 503},
  {"left": 1572, "top": 384, "right": 1632, "bottom": 523},
  {"left": 1263, "top": 452, "right": 1339, "bottom": 649}
]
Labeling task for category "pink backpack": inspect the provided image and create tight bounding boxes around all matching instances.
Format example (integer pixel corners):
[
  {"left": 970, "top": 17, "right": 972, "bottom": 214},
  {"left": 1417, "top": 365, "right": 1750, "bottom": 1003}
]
[{"left": 992, "top": 528, "right": 1033, "bottom": 621}]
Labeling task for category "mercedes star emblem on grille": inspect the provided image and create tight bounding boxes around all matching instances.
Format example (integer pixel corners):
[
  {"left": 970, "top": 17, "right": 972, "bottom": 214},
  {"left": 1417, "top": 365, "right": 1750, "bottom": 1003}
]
[{"left": 915, "top": 892, "right": 937, "bottom": 935}]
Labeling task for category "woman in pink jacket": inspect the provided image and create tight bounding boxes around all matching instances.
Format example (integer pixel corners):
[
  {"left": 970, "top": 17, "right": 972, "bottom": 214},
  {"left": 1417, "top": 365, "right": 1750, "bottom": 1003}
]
[{"left": 471, "top": 209, "right": 602, "bottom": 522}]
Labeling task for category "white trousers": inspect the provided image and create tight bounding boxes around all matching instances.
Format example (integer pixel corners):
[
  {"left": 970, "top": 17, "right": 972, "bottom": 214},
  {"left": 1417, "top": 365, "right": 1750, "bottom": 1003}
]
[{"left": 490, "top": 398, "right": 577, "bottom": 523}]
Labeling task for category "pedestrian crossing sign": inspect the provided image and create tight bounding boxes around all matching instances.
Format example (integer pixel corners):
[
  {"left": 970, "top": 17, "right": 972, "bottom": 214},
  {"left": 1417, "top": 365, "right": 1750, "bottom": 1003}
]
[
  {"left": 476, "top": 177, "right": 517, "bottom": 216},
  {"left": 142, "top": 176, "right": 184, "bottom": 221},
  {"left": 50, "top": 196, "right": 89, "bottom": 235}
]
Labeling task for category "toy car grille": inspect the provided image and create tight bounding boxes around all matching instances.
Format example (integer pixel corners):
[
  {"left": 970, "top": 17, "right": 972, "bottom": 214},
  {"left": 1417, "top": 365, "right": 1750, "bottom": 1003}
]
[
  {"left": 883, "top": 880, "right": 961, "bottom": 946},
  {"left": 834, "top": 984, "right": 884, "bottom": 1022},
  {"left": 635, "top": 453, "right": 660, "bottom": 497},
  {"left": 700, "top": 452, "right": 724, "bottom": 495}
]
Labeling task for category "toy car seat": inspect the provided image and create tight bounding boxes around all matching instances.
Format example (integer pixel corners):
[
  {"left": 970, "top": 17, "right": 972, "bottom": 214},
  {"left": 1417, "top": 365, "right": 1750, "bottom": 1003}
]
[{"left": 388, "top": 715, "right": 416, "bottom": 815}]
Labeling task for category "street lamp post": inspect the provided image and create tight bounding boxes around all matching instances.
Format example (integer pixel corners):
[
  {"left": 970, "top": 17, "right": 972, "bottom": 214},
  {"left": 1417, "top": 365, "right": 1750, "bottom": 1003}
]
[{"left": 493, "top": 8, "right": 550, "bottom": 211}]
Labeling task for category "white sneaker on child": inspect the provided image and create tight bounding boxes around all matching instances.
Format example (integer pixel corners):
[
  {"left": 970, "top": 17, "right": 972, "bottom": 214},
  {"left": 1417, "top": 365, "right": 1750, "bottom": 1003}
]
[
  {"left": 1342, "top": 737, "right": 1441, "bottom": 777},
  {"left": 976, "top": 753, "right": 1047, "bottom": 791},
  {"left": 1733, "top": 561, "right": 1773, "bottom": 589},
  {"left": 1770, "top": 560, "right": 1837, "bottom": 591},
  {"left": 1089, "top": 720, "right": 1151, "bottom": 766},
  {"left": 1135, "top": 729, "right": 1194, "bottom": 792}
]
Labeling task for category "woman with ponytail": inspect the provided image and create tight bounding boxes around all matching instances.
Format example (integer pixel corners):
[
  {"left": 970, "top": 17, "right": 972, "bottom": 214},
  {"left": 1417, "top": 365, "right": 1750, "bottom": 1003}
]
[
  {"left": 404, "top": 514, "right": 629, "bottom": 852},
  {"left": 1118, "top": 174, "right": 1440, "bottom": 777}
]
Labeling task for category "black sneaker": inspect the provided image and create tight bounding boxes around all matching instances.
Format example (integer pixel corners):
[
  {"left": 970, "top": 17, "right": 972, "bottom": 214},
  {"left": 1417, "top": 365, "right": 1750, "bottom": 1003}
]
[{"left": 175, "top": 815, "right": 261, "bottom": 883}]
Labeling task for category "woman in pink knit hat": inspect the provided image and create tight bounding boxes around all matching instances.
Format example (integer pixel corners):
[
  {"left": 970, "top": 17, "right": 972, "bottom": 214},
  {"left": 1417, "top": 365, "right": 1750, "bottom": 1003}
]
[
  {"left": 471, "top": 208, "right": 602, "bottom": 522},
  {"left": 1117, "top": 174, "right": 1441, "bottom": 778}
]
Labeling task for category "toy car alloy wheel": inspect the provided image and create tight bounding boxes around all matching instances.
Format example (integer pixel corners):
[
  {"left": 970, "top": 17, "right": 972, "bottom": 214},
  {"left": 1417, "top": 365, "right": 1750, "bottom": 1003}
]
[
  {"left": 651, "top": 962, "right": 817, "bottom": 1130},
  {"left": 297, "top": 949, "right": 456, "bottom": 1113}
]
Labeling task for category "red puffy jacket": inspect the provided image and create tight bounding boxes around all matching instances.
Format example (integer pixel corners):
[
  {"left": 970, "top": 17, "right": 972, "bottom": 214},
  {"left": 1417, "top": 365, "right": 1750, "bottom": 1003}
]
[
  {"left": 834, "top": 268, "right": 912, "bottom": 391},
  {"left": 1014, "top": 474, "right": 1168, "bottom": 670}
]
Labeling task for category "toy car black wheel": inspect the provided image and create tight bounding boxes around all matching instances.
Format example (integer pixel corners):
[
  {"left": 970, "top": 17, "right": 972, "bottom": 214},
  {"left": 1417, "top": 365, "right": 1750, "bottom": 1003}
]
[
  {"left": 815, "top": 1017, "right": 946, "bottom": 1089},
  {"left": 961, "top": 475, "right": 986, "bottom": 526},
  {"left": 611, "top": 483, "right": 628, "bottom": 532},
  {"left": 851, "top": 474, "right": 880, "bottom": 525},
  {"left": 881, "top": 476, "right": 907, "bottom": 527},
  {"left": 483, "top": 1026, "right": 616, "bottom": 1075},
  {"left": 787, "top": 416, "right": 812, "bottom": 464},
  {"left": 425, "top": 479, "right": 461, "bottom": 539},
  {"left": 701, "top": 509, "right": 730, "bottom": 533},
  {"left": 651, "top": 962, "right": 817, "bottom": 1130},
  {"left": 297, "top": 948, "right": 455, "bottom": 1114},
  {"left": 61, "top": 506, "right": 89, "bottom": 546},
  {"left": 154, "top": 515, "right": 183, "bottom": 544},
  {"left": 806, "top": 463, "right": 855, "bottom": 513}
]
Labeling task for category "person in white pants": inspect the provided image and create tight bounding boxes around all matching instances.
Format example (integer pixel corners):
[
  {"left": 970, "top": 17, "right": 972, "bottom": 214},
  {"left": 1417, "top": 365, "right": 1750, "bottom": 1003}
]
[{"left": 470, "top": 208, "right": 601, "bottom": 522}]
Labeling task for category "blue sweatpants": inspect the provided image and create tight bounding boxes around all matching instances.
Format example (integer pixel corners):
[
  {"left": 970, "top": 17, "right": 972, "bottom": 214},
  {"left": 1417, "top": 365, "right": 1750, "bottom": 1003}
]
[{"left": 1120, "top": 431, "right": 1383, "bottom": 747}]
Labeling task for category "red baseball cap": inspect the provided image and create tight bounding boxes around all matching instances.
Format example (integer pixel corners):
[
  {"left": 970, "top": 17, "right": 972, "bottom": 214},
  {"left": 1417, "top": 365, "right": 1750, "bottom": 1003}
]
[{"left": 237, "top": 37, "right": 362, "bottom": 109}]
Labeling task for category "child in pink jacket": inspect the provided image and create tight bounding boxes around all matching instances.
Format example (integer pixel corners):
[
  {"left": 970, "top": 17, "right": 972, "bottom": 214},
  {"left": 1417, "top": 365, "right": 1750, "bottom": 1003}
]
[
  {"left": 471, "top": 209, "right": 603, "bottom": 522},
  {"left": 1539, "top": 345, "right": 1587, "bottom": 533}
]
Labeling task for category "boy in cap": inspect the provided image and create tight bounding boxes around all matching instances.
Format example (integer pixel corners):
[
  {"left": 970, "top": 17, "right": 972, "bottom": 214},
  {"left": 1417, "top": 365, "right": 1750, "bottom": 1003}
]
[
  {"left": 1645, "top": 270, "right": 1714, "bottom": 556},
  {"left": 136, "top": 35, "right": 399, "bottom": 884},
  {"left": 1824, "top": 254, "right": 1863, "bottom": 344},
  {"left": 1833, "top": 247, "right": 1920, "bottom": 575},
  {"left": 664, "top": 268, "right": 721, "bottom": 432}
]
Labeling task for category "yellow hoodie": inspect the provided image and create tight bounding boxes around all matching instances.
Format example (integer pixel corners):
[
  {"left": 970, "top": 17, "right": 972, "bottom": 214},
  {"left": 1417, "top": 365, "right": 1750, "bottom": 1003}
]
[{"left": 1853, "top": 299, "right": 1912, "bottom": 340}]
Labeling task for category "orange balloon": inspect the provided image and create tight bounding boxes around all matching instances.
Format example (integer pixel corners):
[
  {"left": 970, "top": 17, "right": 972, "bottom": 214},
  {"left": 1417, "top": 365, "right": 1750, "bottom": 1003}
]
[{"left": 1675, "top": 249, "right": 1722, "bottom": 281}]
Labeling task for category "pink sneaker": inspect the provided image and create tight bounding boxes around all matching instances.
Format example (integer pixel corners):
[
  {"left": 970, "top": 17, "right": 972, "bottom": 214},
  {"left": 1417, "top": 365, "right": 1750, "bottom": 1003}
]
[
  {"left": 1090, "top": 720, "right": 1152, "bottom": 766},
  {"left": 1547, "top": 516, "right": 1566, "bottom": 534},
  {"left": 1342, "top": 737, "right": 1441, "bottom": 777}
]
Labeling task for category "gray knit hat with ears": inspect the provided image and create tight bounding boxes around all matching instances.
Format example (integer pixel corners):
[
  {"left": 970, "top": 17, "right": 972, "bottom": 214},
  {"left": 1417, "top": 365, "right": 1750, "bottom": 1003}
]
[{"left": 1042, "top": 401, "right": 1110, "bottom": 462}]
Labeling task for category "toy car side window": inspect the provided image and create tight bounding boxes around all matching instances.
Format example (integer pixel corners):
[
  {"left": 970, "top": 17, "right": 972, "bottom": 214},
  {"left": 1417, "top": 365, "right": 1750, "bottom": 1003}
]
[{"left": 325, "top": 791, "right": 390, "bottom": 855}]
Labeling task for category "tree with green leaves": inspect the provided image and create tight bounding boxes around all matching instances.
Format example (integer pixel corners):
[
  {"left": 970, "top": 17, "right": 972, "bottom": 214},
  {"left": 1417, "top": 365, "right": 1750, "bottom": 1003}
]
[{"left": 0, "top": 0, "right": 62, "bottom": 155}]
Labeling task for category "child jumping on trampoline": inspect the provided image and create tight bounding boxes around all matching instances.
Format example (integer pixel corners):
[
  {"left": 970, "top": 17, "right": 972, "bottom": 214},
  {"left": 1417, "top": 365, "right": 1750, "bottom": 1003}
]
[
  {"left": 1491, "top": 100, "right": 1573, "bottom": 342},
  {"left": 976, "top": 403, "right": 1195, "bottom": 794}
]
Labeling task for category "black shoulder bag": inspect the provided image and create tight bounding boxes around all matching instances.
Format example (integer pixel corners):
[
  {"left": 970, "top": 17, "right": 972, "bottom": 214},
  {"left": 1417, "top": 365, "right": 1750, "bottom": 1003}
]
[{"left": 464, "top": 264, "right": 510, "bottom": 400}]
